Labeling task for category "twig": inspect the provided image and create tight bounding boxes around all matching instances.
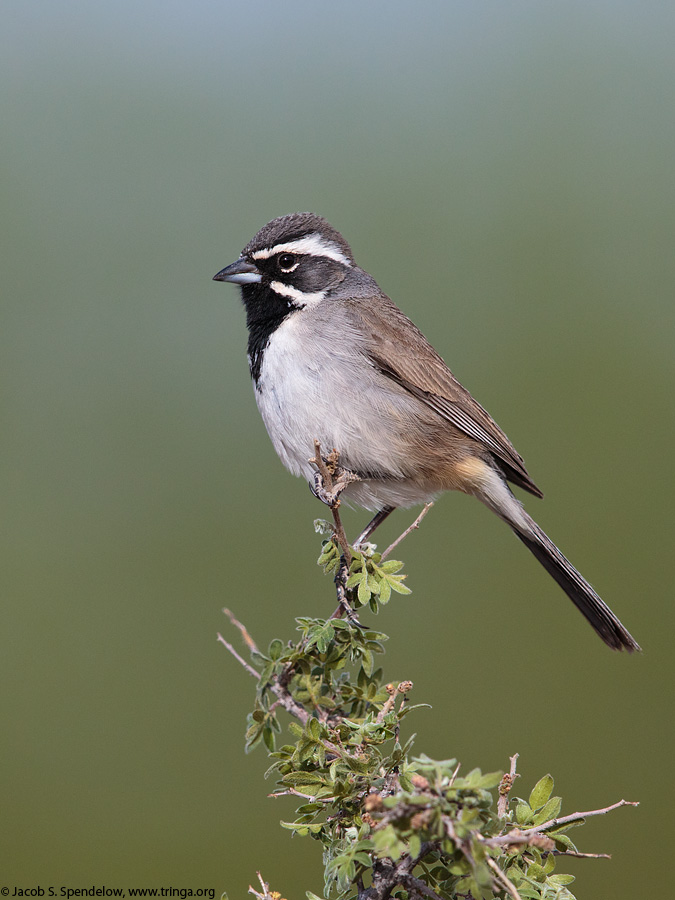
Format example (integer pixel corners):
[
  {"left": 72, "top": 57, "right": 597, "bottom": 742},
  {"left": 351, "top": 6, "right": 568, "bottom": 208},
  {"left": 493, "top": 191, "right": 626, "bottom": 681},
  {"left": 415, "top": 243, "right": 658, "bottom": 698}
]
[
  {"left": 486, "top": 857, "right": 521, "bottom": 900},
  {"left": 224, "top": 607, "right": 258, "bottom": 653},
  {"left": 374, "top": 680, "right": 413, "bottom": 725},
  {"left": 399, "top": 874, "right": 441, "bottom": 899},
  {"left": 217, "top": 632, "right": 259, "bottom": 680},
  {"left": 485, "top": 798, "right": 639, "bottom": 847},
  {"left": 248, "top": 872, "right": 283, "bottom": 900},
  {"left": 376, "top": 683, "right": 399, "bottom": 723},
  {"left": 269, "top": 680, "right": 310, "bottom": 725},
  {"left": 518, "top": 798, "right": 639, "bottom": 836},
  {"left": 380, "top": 502, "right": 434, "bottom": 561},
  {"left": 498, "top": 753, "right": 519, "bottom": 818},
  {"left": 448, "top": 761, "right": 462, "bottom": 788},
  {"left": 269, "top": 788, "right": 334, "bottom": 802},
  {"left": 550, "top": 849, "right": 612, "bottom": 860},
  {"left": 219, "top": 614, "right": 310, "bottom": 725}
]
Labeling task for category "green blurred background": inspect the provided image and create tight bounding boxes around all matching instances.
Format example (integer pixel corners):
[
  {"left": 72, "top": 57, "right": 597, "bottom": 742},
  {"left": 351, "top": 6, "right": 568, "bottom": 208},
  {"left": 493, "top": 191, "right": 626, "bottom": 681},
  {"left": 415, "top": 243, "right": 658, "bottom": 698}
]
[{"left": 2, "top": 1, "right": 673, "bottom": 896}]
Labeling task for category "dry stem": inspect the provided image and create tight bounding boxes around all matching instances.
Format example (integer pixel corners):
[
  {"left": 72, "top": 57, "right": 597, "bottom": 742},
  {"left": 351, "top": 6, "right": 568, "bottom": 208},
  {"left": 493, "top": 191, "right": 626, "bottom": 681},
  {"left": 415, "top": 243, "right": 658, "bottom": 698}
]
[
  {"left": 216, "top": 632, "right": 259, "bottom": 680},
  {"left": 498, "top": 752, "right": 520, "bottom": 818},
  {"left": 380, "top": 502, "right": 434, "bottom": 561},
  {"left": 486, "top": 856, "right": 521, "bottom": 900}
]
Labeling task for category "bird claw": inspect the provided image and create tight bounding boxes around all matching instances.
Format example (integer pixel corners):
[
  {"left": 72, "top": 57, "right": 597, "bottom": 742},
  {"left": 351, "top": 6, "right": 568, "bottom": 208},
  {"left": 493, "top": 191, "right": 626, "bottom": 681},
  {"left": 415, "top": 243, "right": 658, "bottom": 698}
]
[
  {"left": 309, "top": 446, "right": 360, "bottom": 509},
  {"left": 312, "top": 468, "right": 358, "bottom": 508}
]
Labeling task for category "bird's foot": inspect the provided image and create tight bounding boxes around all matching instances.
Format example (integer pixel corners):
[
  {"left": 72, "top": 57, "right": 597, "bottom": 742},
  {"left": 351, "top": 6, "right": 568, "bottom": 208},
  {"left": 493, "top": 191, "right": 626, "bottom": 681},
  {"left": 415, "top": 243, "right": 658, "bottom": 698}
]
[
  {"left": 309, "top": 444, "right": 360, "bottom": 509},
  {"left": 312, "top": 467, "right": 359, "bottom": 508}
]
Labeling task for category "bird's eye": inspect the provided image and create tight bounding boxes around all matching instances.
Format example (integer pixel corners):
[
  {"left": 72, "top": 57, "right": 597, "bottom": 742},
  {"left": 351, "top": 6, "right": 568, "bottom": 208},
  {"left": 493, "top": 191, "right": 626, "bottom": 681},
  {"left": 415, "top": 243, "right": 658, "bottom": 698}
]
[{"left": 277, "top": 253, "right": 298, "bottom": 272}]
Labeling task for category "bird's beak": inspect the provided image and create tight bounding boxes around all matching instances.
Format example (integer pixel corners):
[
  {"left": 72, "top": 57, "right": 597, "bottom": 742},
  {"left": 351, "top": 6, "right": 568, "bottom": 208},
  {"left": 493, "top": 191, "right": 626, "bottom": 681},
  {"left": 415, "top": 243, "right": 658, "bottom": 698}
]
[{"left": 213, "top": 258, "right": 262, "bottom": 285}]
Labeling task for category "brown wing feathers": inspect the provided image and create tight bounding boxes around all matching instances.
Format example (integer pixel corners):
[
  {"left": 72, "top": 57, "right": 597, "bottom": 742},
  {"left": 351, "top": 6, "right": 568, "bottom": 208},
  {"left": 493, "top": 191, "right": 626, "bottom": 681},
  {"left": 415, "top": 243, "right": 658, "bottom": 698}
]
[{"left": 349, "top": 298, "right": 544, "bottom": 498}]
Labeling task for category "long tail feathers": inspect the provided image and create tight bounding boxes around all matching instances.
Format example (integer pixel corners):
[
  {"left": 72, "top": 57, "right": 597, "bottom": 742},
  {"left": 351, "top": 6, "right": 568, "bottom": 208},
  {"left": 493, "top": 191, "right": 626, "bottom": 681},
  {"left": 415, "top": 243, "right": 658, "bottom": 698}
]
[{"left": 513, "top": 514, "right": 640, "bottom": 652}]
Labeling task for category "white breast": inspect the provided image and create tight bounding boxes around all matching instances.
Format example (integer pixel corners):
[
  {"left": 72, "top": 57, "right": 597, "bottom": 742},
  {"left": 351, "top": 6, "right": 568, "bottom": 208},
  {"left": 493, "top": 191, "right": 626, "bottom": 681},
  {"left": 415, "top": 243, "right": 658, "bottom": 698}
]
[{"left": 253, "top": 305, "right": 438, "bottom": 510}]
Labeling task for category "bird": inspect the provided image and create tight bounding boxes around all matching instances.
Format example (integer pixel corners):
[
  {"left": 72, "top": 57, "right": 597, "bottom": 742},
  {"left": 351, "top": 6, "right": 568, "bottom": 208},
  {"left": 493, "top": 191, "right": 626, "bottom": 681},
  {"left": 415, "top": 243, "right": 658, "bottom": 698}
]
[{"left": 213, "top": 212, "right": 639, "bottom": 652}]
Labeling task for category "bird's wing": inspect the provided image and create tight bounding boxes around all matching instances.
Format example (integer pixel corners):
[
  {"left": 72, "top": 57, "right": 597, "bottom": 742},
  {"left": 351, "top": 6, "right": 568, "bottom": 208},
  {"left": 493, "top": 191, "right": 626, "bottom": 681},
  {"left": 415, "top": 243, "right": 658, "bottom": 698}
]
[{"left": 347, "top": 296, "right": 543, "bottom": 498}]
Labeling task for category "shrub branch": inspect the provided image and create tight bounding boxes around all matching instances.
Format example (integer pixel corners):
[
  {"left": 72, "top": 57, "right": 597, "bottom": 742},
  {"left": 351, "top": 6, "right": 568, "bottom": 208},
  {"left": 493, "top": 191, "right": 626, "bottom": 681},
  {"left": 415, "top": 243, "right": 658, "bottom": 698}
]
[{"left": 219, "top": 450, "right": 637, "bottom": 899}]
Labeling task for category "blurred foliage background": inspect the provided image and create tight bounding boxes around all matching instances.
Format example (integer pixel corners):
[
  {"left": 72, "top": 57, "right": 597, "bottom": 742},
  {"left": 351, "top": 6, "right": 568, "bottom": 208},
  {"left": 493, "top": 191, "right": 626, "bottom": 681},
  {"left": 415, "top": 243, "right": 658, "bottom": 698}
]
[{"left": 2, "top": 1, "right": 673, "bottom": 896}]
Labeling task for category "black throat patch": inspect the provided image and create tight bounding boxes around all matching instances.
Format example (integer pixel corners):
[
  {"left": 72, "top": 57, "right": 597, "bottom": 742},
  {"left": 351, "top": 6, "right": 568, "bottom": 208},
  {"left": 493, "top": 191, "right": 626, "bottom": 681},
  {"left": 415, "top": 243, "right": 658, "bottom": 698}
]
[{"left": 240, "top": 283, "right": 296, "bottom": 384}]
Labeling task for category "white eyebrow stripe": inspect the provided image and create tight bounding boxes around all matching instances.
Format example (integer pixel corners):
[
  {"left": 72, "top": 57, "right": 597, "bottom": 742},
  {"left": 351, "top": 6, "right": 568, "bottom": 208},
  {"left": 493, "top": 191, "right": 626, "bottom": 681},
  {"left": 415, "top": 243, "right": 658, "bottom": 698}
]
[
  {"left": 270, "top": 281, "right": 326, "bottom": 305},
  {"left": 250, "top": 233, "right": 352, "bottom": 266}
]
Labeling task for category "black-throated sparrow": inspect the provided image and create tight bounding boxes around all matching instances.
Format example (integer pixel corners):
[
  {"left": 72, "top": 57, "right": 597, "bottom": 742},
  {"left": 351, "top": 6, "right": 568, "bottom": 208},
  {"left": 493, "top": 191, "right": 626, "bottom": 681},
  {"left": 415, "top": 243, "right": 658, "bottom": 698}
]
[{"left": 213, "top": 213, "right": 639, "bottom": 652}]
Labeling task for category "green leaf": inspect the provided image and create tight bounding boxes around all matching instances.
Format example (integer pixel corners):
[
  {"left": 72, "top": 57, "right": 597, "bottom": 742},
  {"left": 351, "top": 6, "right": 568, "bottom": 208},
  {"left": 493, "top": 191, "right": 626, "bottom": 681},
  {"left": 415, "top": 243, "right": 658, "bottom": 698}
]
[
  {"left": 549, "top": 874, "right": 575, "bottom": 886},
  {"left": 408, "top": 833, "right": 422, "bottom": 861},
  {"left": 372, "top": 824, "right": 408, "bottom": 861},
  {"left": 268, "top": 638, "right": 283, "bottom": 661},
  {"left": 529, "top": 774, "right": 554, "bottom": 810},
  {"left": 280, "top": 820, "right": 323, "bottom": 835},
  {"left": 378, "top": 578, "right": 392, "bottom": 604},
  {"left": 533, "top": 795, "right": 562, "bottom": 826},
  {"left": 476, "top": 770, "right": 503, "bottom": 789},
  {"left": 526, "top": 862, "right": 547, "bottom": 883},
  {"left": 262, "top": 725, "right": 276, "bottom": 752},
  {"left": 306, "top": 621, "right": 335, "bottom": 653},
  {"left": 387, "top": 574, "right": 412, "bottom": 595},
  {"left": 551, "top": 832, "right": 579, "bottom": 854},
  {"left": 282, "top": 771, "right": 324, "bottom": 786},
  {"left": 307, "top": 716, "right": 323, "bottom": 741},
  {"left": 362, "top": 648, "right": 375, "bottom": 677},
  {"left": 516, "top": 801, "right": 533, "bottom": 825},
  {"left": 357, "top": 571, "right": 371, "bottom": 604}
]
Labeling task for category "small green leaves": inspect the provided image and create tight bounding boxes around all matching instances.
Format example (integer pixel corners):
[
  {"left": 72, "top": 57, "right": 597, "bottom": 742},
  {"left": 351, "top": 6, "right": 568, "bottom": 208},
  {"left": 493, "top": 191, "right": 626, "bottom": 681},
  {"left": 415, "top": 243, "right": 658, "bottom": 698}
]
[
  {"left": 371, "top": 823, "right": 408, "bottom": 862},
  {"left": 318, "top": 542, "right": 412, "bottom": 613},
  {"left": 304, "top": 620, "right": 335, "bottom": 654},
  {"left": 346, "top": 552, "right": 412, "bottom": 609},
  {"left": 317, "top": 538, "right": 341, "bottom": 573},
  {"left": 280, "top": 819, "right": 324, "bottom": 836}
]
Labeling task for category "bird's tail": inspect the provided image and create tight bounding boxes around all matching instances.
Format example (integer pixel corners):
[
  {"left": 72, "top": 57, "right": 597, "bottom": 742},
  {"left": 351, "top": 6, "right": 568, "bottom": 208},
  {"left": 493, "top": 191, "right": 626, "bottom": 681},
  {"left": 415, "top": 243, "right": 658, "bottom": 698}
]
[
  {"left": 511, "top": 513, "right": 640, "bottom": 652},
  {"left": 463, "top": 457, "right": 639, "bottom": 651}
]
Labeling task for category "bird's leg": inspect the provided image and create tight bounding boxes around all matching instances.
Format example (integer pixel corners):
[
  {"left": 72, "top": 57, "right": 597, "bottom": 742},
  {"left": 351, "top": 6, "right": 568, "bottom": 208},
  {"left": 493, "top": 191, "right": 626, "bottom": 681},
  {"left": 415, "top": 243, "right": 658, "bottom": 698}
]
[
  {"left": 354, "top": 506, "right": 395, "bottom": 547},
  {"left": 330, "top": 555, "right": 363, "bottom": 626},
  {"left": 309, "top": 442, "right": 361, "bottom": 620}
]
